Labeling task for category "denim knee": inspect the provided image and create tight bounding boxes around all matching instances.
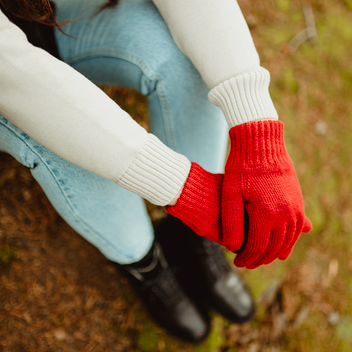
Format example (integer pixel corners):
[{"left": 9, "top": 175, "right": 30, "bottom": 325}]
[{"left": 0, "top": 116, "right": 43, "bottom": 169}]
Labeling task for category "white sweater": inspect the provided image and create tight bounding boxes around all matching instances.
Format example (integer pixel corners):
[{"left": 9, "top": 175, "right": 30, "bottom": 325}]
[{"left": 0, "top": 0, "right": 278, "bottom": 206}]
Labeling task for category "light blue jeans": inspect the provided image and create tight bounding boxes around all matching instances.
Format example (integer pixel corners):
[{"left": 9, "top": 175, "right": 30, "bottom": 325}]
[{"left": 0, "top": 0, "right": 228, "bottom": 264}]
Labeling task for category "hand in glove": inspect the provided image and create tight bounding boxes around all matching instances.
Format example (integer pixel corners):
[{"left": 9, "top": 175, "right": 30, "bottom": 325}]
[
  {"left": 165, "top": 162, "right": 223, "bottom": 245},
  {"left": 222, "top": 120, "right": 312, "bottom": 269}
]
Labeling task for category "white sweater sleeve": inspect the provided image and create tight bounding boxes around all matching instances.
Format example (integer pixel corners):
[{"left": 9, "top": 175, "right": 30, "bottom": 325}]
[
  {"left": 0, "top": 9, "right": 190, "bottom": 206},
  {"left": 152, "top": 0, "right": 278, "bottom": 127}
]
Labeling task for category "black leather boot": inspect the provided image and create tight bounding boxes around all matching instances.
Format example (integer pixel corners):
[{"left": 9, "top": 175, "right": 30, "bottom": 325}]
[
  {"left": 116, "top": 242, "right": 211, "bottom": 343},
  {"left": 156, "top": 216, "right": 255, "bottom": 324}
]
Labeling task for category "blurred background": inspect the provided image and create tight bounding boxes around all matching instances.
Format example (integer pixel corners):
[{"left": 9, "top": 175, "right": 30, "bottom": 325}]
[{"left": 1, "top": 0, "right": 352, "bottom": 351}]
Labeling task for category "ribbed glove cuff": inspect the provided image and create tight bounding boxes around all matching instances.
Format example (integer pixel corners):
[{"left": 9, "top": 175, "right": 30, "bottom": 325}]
[
  {"left": 165, "top": 163, "right": 223, "bottom": 238},
  {"left": 227, "top": 120, "right": 290, "bottom": 169},
  {"left": 208, "top": 68, "right": 278, "bottom": 127}
]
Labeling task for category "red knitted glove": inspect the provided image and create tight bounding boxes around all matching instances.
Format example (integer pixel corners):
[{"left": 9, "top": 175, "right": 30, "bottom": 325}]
[
  {"left": 165, "top": 162, "right": 223, "bottom": 245},
  {"left": 222, "top": 120, "right": 312, "bottom": 269}
]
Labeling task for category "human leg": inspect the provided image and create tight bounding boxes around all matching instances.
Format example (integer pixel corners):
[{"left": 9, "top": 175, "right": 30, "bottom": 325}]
[
  {"left": 54, "top": 0, "right": 229, "bottom": 173},
  {"left": 53, "top": 0, "right": 253, "bottom": 327},
  {"left": 0, "top": 116, "right": 154, "bottom": 264}
]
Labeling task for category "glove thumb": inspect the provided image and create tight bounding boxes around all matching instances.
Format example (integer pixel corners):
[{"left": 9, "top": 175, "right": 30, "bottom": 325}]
[{"left": 222, "top": 189, "right": 245, "bottom": 252}]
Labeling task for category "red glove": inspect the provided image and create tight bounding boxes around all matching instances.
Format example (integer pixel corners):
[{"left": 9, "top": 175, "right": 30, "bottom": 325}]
[
  {"left": 165, "top": 162, "right": 223, "bottom": 245},
  {"left": 222, "top": 120, "right": 312, "bottom": 269}
]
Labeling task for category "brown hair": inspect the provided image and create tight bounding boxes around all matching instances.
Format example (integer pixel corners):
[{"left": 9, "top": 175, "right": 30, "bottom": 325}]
[{"left": 0, "top": 0, "right": 119, "bottom": 26}]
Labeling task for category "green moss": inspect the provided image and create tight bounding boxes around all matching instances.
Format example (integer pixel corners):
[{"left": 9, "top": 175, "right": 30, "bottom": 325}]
[
  {"left": 137, "top": 330, "right": 159, "bottom": 352},
  {"left": 322, "top": 175, "right": 339, "bottom": 193},
  {"left": 345, "top": 280, "right": 352, "bottom": 314},
  {"left": 307, "top": 94, "right": 318, "bottom": 108},
  {"left": 224, "top": 249, "right": 236, "bottom": 263},
  {"left": 193, "top": 317, "right": 223, "bottom": 352},
  {"left": 335, "top": 316, "right": 352, "bottom": 341},
  {"left": 281, "top": 68, "right": 299, "bottom": 93},
  {"left": 292, "top": 13, "right": 302, "bottom": 22},
  {"left": 245, "top": 267, "right": 270, "bottom": 298},
  {"left": 314, "top": 14, "right": 352, "bottom": 65},
  {"left": 124, "top": 291, "right": 137, "bottom": 304},
  {"left": 0, "top": 244, "right": 16, "bottom": 264},
  {"left": 344, "top": 0, "right": 352, "bottom": 10},
  {"left": 339, "top": 340, "right": 352, "bottom": 352},
  {"left": 245, "top": 261, "right": 287, "bottom": 299},
  {"left": 340, "top": 68, "right": 352, "bottom": 88},
  {"left": 269, "top": 85, "right": 281, "bottom": 103},
  {"left": 276, "top": 0, "right": 290, "bottom": 12},
  {"left": 331, "top": 220, "right": 342, "bottom": 233},
  {"left": 157, "top": 333, "right": 186, "bottom": 352},
  {"left": 267, "top": 28, "right": 292, "bottom": 47},
  {"left": 134, "top": 308, "right": 146, "bottom": 321},
  {"left": 304, "top": 197, "right": 325, "bottom": 233},
  {"left": 326, "top": 14, "right": 352, "bottom": 41}
]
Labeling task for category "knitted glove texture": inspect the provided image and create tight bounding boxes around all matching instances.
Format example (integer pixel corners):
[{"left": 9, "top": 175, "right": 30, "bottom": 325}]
[
  {"left": 222, "top": 120, "right": 312, "bottom": 269},
  {"left": 165, "top": 162, "right": 223, "bottom": 245}
]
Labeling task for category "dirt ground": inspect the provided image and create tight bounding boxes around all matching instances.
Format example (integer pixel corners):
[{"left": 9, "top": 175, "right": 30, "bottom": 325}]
[
  {"left": 0, "top": 149, "right": 316, "bottom": 352},
  {"left": 1, "top": 0, "right": 352, "bottom": 351}
]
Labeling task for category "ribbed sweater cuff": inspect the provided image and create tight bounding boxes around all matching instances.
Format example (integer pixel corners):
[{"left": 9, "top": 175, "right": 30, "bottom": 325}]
[
  {"left": 118, "top": 134, "right": 191, "bottom": 206},
  {"left": 227, "top": 120, "right": 289, "bottom": 169},
  {"left": 208, "top": 68, "right": 279, "bottom": 127}
]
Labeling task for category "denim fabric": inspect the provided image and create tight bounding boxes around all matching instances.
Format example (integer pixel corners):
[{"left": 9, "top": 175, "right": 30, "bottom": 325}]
[{"left": 0, "top": 0, "right": 228, "bottom": 264}]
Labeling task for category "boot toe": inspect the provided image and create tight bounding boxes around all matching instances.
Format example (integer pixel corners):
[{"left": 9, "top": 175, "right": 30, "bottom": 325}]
[
  {"left": 152, "top": 299, "right": 211, "bottom": 343},
  {"left": 209, "top": 269, "right": 255, "bottom": 323},
  {"left": 175, "top": 299, "right": 210, "bottom": 343}
]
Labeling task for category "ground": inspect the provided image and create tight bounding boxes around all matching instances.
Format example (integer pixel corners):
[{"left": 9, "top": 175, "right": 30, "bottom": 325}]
[{"left": 1, "top": 0, "right": 352, "bottom": 351}]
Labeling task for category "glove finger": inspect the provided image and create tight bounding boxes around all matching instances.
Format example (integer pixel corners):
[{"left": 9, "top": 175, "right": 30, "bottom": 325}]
[
  {"left": 260, "top": 222, "right": 295, "bottom": 266},
  {"left": 280, "top": 217, "right": 313, "bottom": 260},
  {"left": 222, "top": 189, "right": 244, "bottom": 252},
  {"left": 302, "top": 217, "right": 313, "bottom": 233},
  {"left": 279, "top": 231, "right": 300, "bottom": 260},
  {"left": 279, "top": 217, "right": 304, "bottom": 260},
  {"left": 249, "top": 224, "right": 288, "bottom": 268},
  {"left": 233, "top": 222, "right": 271, "bottom": 268},
  {"left": 279, "top": 217, "right": 302, "bottom": 258},
  {"left": 279, "top": 246, "right": 293, "bottom": 261}
]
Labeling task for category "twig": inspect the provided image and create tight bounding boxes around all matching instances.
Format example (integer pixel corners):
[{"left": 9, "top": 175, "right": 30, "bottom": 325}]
[
  {"left": 288, "top": 4, "right": 318, "bottom": 52},
  {"left": 303, "top": 4, "right": 318, "bottom": 44}
]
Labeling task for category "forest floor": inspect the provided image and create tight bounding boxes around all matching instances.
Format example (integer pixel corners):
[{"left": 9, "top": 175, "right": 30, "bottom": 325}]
[{"left": 1, "top": 0, "right": 352, "bottom": 351}]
